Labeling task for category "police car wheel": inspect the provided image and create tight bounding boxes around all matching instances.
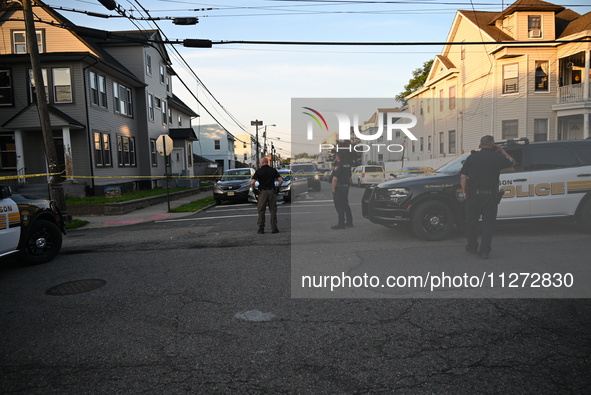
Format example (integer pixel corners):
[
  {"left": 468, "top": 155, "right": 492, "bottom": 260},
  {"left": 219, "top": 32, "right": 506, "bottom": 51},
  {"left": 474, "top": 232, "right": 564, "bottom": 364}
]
[
  {"left": 411, "top": 201, "right": 454, "bottom": 241},
  {"left": 576, "top": 198, "right": 591, "bottom": 233},
  {"left": 19, "top": 219, "right": 63, "bottom": 265}
]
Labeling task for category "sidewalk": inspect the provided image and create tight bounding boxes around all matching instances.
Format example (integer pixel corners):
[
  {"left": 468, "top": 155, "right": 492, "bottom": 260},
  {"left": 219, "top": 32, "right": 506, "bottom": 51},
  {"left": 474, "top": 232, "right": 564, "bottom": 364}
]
[{"left": 70, "top": 190, "right": 213, "bottom": 229}]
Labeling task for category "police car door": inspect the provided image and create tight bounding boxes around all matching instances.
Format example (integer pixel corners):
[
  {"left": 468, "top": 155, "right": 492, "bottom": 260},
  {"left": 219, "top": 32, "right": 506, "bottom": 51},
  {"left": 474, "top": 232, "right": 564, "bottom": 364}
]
[
  {"left": 0, "top": 189, "right": 21, "bottom": 256},
  {"left": 497, "top": 146, "right": 530, "bottom": 218},
  {"left": 528, "top": 145, "right": 586, "bottom": 217}
]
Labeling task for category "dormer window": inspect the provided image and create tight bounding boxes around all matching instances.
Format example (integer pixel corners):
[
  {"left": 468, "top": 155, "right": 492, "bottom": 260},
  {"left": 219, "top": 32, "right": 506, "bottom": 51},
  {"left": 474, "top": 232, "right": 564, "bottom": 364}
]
[{"left": 528, "top": 15, "right": 542, "bottom": 38}]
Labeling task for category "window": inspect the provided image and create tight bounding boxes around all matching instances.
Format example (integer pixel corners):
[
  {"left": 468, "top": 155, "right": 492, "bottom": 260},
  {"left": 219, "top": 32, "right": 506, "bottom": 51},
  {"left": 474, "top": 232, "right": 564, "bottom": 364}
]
[
  {"left": 502, "top": 120, "right": 519, "bottom": 139},
  {"left": 439, "top": 89, "right": 444, "bottom": 112},
  {"left": 529, "top": 146, "right": 579, "bottom": 171},
  {"left": 89, "top": 71, "right": 107, "bottom": 108},
  {"left": 29, "top": 69, "right": 48, "bottom": 102},
  {"left": 187, "top": 143, "right": 193, "bottom": 166},
  {"left": 411, "top": 141, "right": 415, "bottom": 153},
  {"left": 528, "top": 15, "right": 542, "bottom": 38},
  {"left": 168, "top": 107, "right": 173, "bottom": 125},
  {"left": 13, "top": 30, "right": 43, "bottom": 54},
  {"left": 93, "top": 132, "right": 112, "bottom": 167},
  {"left": 148, "top": 94, "right": 154, "bottom": 121},
  {"left": 534, "top": 119, "right": 548, "bottom": 142},
  {"left": 117, "top": 136, "right": 136, "bottom": 166},
  {"left": 0, "top": 70, "right": 13, "bottom": 106},
  {"left": 419, "top": 101, "right": 423, "bottom": 116},
  {"left": 0, "top": 134, "right": 17, "bottom": 169},
  {"left": 146, "top": 53, "right": 152, "bottom": 76},
  {"left": 159, "top": 64, "right": 166, "bottom": 84},
  {"left": 177, "top": 115, "right": 182, "bottom": 127},
  {"left": 214, "top": 140, "right": 221, "bottom": 150},
  {"left": 161, "top": 101, "right": 167, "bottom": 126},
  {"left": 535, "top": 61, "right": 549, "bottom": 92},
  {"left": 503, "top": 63, "right": 519, "bottom": 94},
  {"left": 420, "top": 137, "right": 424, "bottom": 152},
  {"left": 449, "top": 86, "right": 456, "bottom": 110},
  {"left": 113, "top": 82, "right": 133, "bottom": 116},
  {"left": 448, "top": 130, "right": 456, "bottom": 154},
  {"left": 439, "top": 132, "right": 444, "bottom": 154},
  {"left": 150, "top": 139, "right": 158, "bottom": 166},
  {"left": 244, "top": 153, "right": 248, "bottom": 162},
  {"left": 166, "top": 75, "right": 171, "bottom": 94},
  {"left": 428, "top": 136, "right": 432, "bottom": 152},
  {"left": 52, "top": 68, "right": 72, "bottom": 103}
]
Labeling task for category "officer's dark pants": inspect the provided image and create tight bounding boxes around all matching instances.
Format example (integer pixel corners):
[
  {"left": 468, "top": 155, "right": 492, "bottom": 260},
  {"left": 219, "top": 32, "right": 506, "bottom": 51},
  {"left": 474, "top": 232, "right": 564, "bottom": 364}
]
[
  {"left": 333, "top": 184, "right": 352, "bottom": 225},
  {"left": 257, "top": 189, "right": 278, "bottom": 230},
  {"left": 465, "top": 194, "right": 498, "bottom": 254}
]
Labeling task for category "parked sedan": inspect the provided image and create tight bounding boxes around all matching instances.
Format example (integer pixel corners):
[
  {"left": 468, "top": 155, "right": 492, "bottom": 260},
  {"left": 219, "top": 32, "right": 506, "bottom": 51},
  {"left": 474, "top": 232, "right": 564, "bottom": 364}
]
[
  {"left": 248, "top": 169, "right": 305, "bottom": 203},
  {"left": 213, "top": 168, "right": 255, "bottom": 204}
]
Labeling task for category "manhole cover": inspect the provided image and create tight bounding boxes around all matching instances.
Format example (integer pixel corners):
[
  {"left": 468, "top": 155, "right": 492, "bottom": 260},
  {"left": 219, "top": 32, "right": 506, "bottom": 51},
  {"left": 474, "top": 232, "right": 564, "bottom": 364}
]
[{"left": 46, "top": 279, "right": 106, "bottom": 296}]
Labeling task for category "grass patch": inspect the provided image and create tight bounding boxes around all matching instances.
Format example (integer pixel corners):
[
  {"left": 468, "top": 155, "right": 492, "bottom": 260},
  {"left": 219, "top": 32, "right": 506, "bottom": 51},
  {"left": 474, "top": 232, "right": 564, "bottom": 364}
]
[
  {"left": 169, "top": 196, "right": 216, "bottom": 213},
  {"left": 65, "top": 219, "right": 90, "bottom": 230},
  {"left": 66, "top": 187, "right": 190, "bottom": 205}
]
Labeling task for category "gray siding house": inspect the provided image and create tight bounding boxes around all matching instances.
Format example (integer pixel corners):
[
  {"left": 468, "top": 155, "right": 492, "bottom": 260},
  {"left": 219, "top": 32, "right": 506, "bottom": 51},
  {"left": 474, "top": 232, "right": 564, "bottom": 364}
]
[{"left": 0, "top": 0, "right": 198, "bottom": 196}]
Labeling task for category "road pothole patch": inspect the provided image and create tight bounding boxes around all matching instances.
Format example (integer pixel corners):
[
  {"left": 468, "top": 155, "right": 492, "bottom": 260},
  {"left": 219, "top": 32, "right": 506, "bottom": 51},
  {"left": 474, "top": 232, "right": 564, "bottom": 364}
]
[
  {"left": 234, "top": 310, "right": 276, "bottom": 322},
  {"left": 46, "top": 279, "right": 107, "bottom": 296}
]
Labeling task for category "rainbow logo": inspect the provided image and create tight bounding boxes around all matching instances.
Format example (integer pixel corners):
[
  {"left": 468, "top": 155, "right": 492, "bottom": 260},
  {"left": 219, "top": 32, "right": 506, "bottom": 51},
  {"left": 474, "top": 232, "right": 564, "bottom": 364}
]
[{"left": 302, "top": 107, "right": 329, "bottom": 132}]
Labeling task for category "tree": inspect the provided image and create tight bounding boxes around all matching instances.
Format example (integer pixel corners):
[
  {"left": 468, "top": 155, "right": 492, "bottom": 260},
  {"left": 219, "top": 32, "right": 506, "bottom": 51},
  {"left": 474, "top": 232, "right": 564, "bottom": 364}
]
[{"left": 395, "top": 59, "right": 434, "bottom": 105}]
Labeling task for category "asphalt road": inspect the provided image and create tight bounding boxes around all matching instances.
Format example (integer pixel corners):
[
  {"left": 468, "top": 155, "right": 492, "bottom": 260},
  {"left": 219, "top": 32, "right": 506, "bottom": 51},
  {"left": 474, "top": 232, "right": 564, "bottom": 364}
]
[{"left": 1, "top": 182, "right": 590, "bottom": 393}]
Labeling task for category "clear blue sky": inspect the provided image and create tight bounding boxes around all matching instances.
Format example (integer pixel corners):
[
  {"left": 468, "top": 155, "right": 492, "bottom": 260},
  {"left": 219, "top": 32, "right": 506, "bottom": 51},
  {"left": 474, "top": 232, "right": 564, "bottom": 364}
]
[{"left": 47, "top": 0, "right": 591, "bottom": 157}]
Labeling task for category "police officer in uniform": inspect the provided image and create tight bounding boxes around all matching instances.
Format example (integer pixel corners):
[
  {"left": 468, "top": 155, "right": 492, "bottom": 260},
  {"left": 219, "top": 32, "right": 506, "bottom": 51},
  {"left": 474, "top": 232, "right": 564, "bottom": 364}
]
[
  {"left": 251, "top": 157, "right": 283, "bottom": 234},
  {"left": 331, "top": 152, "right": 353, "bottom": 230},
  {"left": 460, "top": 135, "right": 514, "bottom": 259}
]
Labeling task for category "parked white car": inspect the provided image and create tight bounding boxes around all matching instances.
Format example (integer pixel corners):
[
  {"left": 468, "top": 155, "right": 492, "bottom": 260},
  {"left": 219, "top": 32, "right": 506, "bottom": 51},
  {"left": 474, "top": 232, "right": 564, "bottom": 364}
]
[{"left": 351, "top": 165, "right": 386, "bottom": 187}]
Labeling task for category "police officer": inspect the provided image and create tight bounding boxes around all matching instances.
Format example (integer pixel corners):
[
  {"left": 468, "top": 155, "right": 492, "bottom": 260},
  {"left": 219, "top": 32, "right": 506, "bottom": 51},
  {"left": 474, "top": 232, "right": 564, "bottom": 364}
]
[
  {"left": 251, "top": 157, "right": 283, "bottom": 234},
  {"left": 331, "top": 152, "right": 353, "bottom": 230},
  {"left": 460, "top": 135, "right": 514, "bottom": 259}
]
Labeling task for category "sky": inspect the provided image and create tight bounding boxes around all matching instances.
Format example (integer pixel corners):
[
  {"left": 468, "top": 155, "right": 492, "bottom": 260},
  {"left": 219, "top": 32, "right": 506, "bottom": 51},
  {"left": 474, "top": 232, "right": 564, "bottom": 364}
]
[{"left": 45, "top": 0, "right": 591, "bottom": 157}]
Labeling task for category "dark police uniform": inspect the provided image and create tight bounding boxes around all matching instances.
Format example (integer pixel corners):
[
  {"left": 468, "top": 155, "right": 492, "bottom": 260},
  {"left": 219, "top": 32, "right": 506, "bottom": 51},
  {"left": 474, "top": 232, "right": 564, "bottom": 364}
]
[
  {"left": 252, "top": 164, "right": 282, "bottom": 233},
  {"left": 331, "top": 160, "right": 353, "bottom": 228},
  {"left": 461, "top": 147, "right": 514, "bottom": 256}
]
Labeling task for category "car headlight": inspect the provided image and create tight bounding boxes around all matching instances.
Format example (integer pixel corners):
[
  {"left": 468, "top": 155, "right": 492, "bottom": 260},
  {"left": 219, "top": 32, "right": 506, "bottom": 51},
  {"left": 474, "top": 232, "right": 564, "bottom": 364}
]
[
  {"left": 379, "top": 188, "right": 410, "bottom": 204},
  {"left": 314, "top": 175, "right": 320, "bottom": 180},
  {"left": 280, "top": 184, "right": 291, "bottom": 192},
  {"left": 239, "top": 182, "right": 251, "bottom": 191}
]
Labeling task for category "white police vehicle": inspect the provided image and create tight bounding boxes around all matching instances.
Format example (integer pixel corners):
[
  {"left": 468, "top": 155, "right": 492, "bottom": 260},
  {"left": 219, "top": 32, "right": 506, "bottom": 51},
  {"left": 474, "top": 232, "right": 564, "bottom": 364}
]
[
  {"left": 362, "top": 139, "right": 591, "bottom": 240},
  {"left": 0, "top": 185, "right": 66, "bottom": 264}
]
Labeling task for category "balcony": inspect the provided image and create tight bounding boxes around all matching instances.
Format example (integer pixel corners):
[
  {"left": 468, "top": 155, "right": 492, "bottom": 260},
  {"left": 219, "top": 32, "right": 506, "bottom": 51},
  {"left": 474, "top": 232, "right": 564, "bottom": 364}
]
[{"left": 557, "top": 84, "right": 586, "bottom": 104}]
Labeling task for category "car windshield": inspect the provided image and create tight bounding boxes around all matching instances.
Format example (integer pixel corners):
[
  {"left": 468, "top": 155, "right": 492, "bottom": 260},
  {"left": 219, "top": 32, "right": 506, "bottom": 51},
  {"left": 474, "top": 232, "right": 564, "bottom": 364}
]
[
  {"left": 292, "top": 164, "right": 316, "bottom": 173},
  {"left": 436, "top": 153, "right": 470, "bottom": 174},
  {"left": 220, "top": 169, "right": 252, "bottom": 181},
  {"left": 278, "top": 171, "right": 291, "bottom": 181}
]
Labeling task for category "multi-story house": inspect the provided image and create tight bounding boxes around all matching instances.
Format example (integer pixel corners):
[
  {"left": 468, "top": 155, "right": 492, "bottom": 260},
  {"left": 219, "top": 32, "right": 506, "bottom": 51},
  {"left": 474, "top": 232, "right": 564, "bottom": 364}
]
[
  {"left": 193, "top": 124, "right": 236, "bottom": 174},
  {"left": 359, "top": 108, "right": 404, "bottom": 171},
  {"left": 233, "top": 133, "right": 257, "bottom": 168},
  {"left": 0, "top": 0, "right": 198, "bottom": 196},
  {"left": 403, "top": 0, "right": 591, "bottom": 170}
]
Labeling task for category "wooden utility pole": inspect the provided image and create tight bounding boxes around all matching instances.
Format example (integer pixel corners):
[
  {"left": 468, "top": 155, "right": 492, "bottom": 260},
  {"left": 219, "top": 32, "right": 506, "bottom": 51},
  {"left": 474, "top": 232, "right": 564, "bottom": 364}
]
[{"left": 22, "top": 0, "right": 66, "bottom": 211}]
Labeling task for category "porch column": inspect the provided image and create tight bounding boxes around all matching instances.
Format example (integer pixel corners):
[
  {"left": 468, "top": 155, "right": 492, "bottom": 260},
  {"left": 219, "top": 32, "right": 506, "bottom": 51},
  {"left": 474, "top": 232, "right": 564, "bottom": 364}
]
[
  {"left": 585, "top": 110, "right": 590, "bottom": 139},
  {"left": 62, "top": 126, "right": 74, "bottom": 180},
  {"left": 585, "top": 50, "right": 590, "bottom": 101},
  {"left": 14, "top": 129, "right": 25, "bottom": 184}
]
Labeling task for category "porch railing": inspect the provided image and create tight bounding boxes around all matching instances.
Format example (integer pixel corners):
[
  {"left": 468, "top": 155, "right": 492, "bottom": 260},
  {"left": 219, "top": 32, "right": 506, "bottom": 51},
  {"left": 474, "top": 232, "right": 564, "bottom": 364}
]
[{"left": 557, "top": 84, "right": 585, "bottom": 104}]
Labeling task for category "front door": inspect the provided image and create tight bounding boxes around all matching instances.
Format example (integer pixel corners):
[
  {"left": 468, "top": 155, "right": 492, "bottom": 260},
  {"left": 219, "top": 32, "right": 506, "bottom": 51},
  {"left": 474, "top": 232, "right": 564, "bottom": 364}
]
[{"left": 171, "top": 148, "right": 183, "bottom": 175}]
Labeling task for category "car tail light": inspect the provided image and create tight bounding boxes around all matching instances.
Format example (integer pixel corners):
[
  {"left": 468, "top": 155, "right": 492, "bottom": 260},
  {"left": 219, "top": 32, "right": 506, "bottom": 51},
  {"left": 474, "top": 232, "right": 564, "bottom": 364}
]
[{"left": 362, "top": 173, "right": 365, "bottom": 178}]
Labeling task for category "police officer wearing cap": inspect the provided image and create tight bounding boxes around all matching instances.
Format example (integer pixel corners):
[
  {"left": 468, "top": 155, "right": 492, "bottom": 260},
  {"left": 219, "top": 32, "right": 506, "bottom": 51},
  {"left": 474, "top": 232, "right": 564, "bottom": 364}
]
[
  {"left": 251, "top": 157, "right": 283, "bottom": 234},
  {"left": 331, "top": 152, "right": 353, "bottom": 230},
  {"left": 460, "top": 135, "right": 514, "bottom": 259}
]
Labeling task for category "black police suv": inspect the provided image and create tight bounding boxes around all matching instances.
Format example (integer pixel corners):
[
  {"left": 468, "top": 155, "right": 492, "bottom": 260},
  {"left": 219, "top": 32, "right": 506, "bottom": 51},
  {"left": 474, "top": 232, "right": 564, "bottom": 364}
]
[{"left": 362, "top": 138, "right": 591, "bottom": 241}]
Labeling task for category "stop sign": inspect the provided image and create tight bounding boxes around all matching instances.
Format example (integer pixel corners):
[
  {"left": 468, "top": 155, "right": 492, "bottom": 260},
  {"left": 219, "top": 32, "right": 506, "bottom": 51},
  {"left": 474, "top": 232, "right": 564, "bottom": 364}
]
[{"left": 155, "top": 134, "right": 173, "bottom": 156}]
